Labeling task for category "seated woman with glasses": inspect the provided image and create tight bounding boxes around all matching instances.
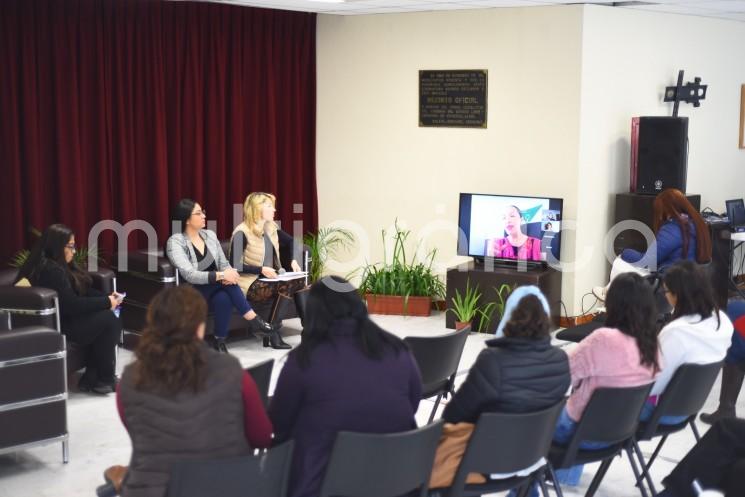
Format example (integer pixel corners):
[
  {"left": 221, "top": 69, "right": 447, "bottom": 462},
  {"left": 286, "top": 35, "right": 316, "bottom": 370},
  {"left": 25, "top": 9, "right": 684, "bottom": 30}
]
[
  {"left": 166, "top": 198, "right": 276, "bottom": 353},
  {"left": 641, "top": 260, "right": 732, "bottom": 425},
  {"left": 229, "top": 192, "right": 305, "bottom": 350},
  {"left": 117, "top": 286, "right": 272, "bottom": 497},
  {"left": 15, "top": 223, "right": 122, "bottom": 394}
]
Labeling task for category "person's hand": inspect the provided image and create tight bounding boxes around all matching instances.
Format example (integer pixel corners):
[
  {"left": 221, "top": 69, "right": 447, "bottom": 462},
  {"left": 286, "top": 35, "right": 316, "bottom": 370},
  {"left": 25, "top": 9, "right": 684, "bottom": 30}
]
[
  {"left": 291, "top": 260, "right": 302, "bottom": 273},
  {"left": 222, "top": 268, "right": 240, "bottom": 284},
  {"left": 261, "top": 266, "right": 278, "bottom": 279},
  {"left": 108, "top": 295, "right": 118, "bottom": 310}
]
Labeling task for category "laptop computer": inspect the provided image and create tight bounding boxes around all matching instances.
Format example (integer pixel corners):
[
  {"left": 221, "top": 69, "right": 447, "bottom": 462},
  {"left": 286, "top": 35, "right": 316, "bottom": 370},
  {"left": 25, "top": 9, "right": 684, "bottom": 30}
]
[{"left": 726, "top": 199, "right": 745, "bottom": 233}]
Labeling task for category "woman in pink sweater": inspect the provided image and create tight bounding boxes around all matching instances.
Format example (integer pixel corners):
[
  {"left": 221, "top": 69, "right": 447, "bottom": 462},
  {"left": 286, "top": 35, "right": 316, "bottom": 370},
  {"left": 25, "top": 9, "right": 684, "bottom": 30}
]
[{"left": 555, "top": 272, "right": 660, "bottom": 486}]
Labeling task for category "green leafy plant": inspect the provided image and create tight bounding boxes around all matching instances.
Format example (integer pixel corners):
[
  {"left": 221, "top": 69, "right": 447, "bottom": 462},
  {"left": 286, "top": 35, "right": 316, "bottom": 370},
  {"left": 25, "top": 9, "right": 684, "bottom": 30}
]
[
  {"left": 448, "top": 279, "right": 496, "bottom": 332},
  {"left": 493, "top": 283, "right": 514, "bottom": 322},
  {"left": 9, "top": 227, "right": 103, "bottom": 269},
  {"left": 358, "top": 221, "right": 446, "bottom": 304},
  {"left": 303, "top": 227, "right": 355, "bottom": 283}
]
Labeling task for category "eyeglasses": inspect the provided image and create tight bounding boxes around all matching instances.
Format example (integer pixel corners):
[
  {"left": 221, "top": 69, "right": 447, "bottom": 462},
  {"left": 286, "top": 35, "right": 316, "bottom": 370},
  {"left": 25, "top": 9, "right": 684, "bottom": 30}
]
[
  {"left": 65, "top": 243, "right": 76, "bottom": 251},
  {"left": 192, "top": 210, "right": 207, "bottom": 217}
]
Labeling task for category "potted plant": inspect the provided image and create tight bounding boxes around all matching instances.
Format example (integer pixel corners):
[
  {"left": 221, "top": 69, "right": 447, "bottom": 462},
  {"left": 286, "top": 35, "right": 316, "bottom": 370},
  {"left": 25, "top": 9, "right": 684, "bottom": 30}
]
[
  {"left": 9, "top": 227, "right": 103, "bottom": 269},
  {"left": 493, "top": 283, "right": 514, "bottom": 323},
  {"left": 302, "top": 226, "right": 355, "bottom": 283},
  {"left": 448, "top": 279, "right": 496, "bottom": 332},
  {"left": 358, "top": 222, "right": 445, "bottom": 316}
]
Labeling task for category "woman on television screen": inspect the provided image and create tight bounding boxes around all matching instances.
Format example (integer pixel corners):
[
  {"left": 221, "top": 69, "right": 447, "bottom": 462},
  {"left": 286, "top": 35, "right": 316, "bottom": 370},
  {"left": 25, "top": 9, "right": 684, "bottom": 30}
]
[{"left": 486, "top": 205, "right": 542, "bottom": 261}]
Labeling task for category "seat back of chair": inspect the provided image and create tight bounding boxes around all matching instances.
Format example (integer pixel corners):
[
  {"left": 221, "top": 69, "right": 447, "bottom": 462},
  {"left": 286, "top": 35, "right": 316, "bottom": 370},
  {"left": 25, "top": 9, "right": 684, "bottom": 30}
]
[
  {"left": 639, "top": 361, "right": 722, "bottom": 439},
  {"left": 0, "top": 326, "right": 68, "bottom": 453},
  {"left": 452, "top": 399, "right": 566, "bottom": 489},
  {"left": 319, "top": 421, "right": 443, "bottom": 497},
  {"left": 404, "top": 328, "right": 470, "bottom": 398},
  {"left": 561, "top": 383, "right": 652, "bottom": 462},
  {"left": 245, "top": 359, "right": 274, "bottom": 409},
  {"left": 167, "top": 441, "right": 294, "bottom": 497}
]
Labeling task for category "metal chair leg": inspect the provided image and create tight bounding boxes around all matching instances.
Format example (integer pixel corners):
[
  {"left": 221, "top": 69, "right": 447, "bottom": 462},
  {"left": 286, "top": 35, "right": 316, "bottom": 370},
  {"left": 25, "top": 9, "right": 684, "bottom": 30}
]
[
  {"left": 643, "top": 434, "right": 667, "bottom": 475},
  {"left": 690, "top": 420, "right": 701, "bottom": 442},
  {"left": 632, "top": 439, "right": 658, "bottom": 496},
  {"left": 62, "top": 439, "right": 69, "bottom": 464},
  {"left": 585, "top": 457, "right": 614, "bottom": 497},
  {"left": 428, "top": 393, "right": 443, "bottom": 424},
  {"left": 547, "top": 464, "right": 564, "bottom": 497},
  {"left": 625, "top": 446, "right": 651, "bottom": 497},
  {"left": 538, "top": 473, "right": 552, "bottom": 497}
]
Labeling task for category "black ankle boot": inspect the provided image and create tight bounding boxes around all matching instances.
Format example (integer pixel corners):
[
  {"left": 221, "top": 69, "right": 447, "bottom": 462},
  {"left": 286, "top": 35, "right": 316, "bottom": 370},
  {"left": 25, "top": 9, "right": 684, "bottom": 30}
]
[
  {"left": 215, "top": 337, "right": 229, "bottom": 354},
  {"left": 263, "top": 331, "right": 291, "bottom": 350},
  {"left": 247, "top": 315, "right": 276, "bottom": 334}
]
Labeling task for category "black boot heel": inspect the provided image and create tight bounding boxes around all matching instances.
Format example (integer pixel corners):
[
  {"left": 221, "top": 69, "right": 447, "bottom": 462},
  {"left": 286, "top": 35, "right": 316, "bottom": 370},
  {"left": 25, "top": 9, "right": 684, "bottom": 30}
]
[{"left": 262, "top": 336, "right": 270, "bottom": 348}]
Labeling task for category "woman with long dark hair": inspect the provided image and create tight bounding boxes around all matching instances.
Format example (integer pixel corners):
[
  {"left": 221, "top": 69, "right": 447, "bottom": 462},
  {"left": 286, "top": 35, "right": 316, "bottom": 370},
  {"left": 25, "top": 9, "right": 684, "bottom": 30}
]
[
  {"left": 594, "top": 188, "right": 712, "bottom": 301},
  {"left": 555, "top": 273, "right": 660, "bottom": 487},
  {"left": 117, "top": 286, "right": 272, "bottom": 497},
  {"left": 165, "top": 198, "right": 277, "bottom": 353},
  {"left": 642, "top": 260, "right": 732, "bottom": 425},
  {"left": 15, "top": 223, "right": 122, "bottom": 394},
  {"left": 269, "top": 276, "right": 422, "bottom": 497}
]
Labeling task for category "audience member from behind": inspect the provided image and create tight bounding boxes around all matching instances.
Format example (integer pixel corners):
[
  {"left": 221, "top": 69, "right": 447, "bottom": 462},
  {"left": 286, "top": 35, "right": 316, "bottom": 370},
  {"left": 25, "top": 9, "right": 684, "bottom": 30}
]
[
  {"left": 554, "top": 273, "right": 660, "bottom": 487},
  {"left": 117, "top": 286, "right": 272, "bottom": 497},
  {"left": 444, "top": 287, "right": 569, "bottom": 424},
  {"left": 269, "top": 276, "right": 422, "bottom": 497},
  {"left": 594, "top": 188, "right": 712, "bottom": 301},
  {"left": 641, "top": 260, "right": 732, "bottom": 425},
  {"left": 441, "top": 287, "right": 569, "bottom": 490},
  {"left": 15, "top": 223, "right": 122, "bottom": 394}
]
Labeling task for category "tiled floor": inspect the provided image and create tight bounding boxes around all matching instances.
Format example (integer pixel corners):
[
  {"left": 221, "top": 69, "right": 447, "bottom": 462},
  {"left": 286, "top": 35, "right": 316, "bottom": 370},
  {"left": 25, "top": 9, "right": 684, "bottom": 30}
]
[{"left": 0, "top": 312, "right": 737, "bottom": 497}]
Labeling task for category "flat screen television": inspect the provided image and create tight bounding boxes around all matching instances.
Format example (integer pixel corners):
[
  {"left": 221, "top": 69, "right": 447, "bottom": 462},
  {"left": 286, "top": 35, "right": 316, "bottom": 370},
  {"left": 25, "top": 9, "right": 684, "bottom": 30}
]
[{"left": 457, "top": 192, "right": 564, "bottom": 266}]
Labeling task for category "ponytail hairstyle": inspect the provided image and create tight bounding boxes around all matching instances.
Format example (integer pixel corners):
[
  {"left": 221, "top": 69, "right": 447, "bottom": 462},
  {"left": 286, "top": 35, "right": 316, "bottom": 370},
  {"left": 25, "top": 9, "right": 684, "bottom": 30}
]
[{"left": 134, "top": 286, "right": 208, "bottom": 394}]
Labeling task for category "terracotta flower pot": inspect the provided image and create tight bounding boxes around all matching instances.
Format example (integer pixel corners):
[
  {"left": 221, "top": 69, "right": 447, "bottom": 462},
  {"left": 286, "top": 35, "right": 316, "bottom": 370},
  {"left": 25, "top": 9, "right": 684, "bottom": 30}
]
[
  {"left": 455, "top": 320, "right": 471, "bottom": 331},
  {"left": 365, "top": 294, "right": 432, "bottom": 317}
]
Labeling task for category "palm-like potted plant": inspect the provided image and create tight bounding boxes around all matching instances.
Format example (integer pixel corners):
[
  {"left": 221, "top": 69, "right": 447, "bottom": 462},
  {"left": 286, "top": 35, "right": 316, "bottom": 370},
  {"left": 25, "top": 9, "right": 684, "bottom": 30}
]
[
  {"left": 302, "top": 226, "right": 355, "bottom": 283},
  {"left": 448, "top": 279, "right": 497, "bottom": 332},
  {"left": 358, "top": 222, "right": 445, "bottom": 316}
]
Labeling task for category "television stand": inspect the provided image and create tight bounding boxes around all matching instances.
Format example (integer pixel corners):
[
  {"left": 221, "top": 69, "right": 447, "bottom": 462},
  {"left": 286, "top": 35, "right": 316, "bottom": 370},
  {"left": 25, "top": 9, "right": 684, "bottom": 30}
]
[{"left": 445, "top": 260, "right": 562, "bottom": 331}]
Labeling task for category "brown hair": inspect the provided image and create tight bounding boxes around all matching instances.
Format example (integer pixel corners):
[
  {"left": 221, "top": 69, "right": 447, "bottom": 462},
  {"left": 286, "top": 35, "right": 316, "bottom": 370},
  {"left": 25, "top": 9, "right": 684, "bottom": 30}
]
[
  {"left": 134, "top": 286, "right": 208, "bottom": 394},
  {"left": 502, "top": 295, "right": 551, "bottom": 340},
  {"left": 652, "top": 189, "right": 711, "bottom": 264}
]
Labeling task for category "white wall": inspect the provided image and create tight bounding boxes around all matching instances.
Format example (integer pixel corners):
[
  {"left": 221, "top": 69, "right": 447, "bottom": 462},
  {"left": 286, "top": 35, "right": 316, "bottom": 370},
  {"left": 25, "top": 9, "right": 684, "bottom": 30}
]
[
  {"left": 574, "top": 5, "right": 745, "bottom": 310},
  {"left": 316, "top": 4, "right": 745, "bottom": 315},
  {"left": 316, "top": 6, "right": 585, "bottom": 311}
]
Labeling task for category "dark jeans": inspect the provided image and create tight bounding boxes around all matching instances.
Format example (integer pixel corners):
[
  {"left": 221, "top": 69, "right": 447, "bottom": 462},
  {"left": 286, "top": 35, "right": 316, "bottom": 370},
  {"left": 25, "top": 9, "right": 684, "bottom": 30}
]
[
  {"left": 63, "top": 309, "right": 122, "bottom": 382},
  {"left": 194, "top": 283, "right": 252, "bottom": 339},
  {"left": 663, "top": 417, "right": 745, "bottom": 497}
]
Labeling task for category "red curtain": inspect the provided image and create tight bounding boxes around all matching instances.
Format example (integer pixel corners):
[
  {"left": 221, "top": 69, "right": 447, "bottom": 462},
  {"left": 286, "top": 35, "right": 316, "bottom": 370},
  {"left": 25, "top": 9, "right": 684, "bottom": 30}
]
[{"left": 0, "top": 0, "right": 317, "bottom": 264}]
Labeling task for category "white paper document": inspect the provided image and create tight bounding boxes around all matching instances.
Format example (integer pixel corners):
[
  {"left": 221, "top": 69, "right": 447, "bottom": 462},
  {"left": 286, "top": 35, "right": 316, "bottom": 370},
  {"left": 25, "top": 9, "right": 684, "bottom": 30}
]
[{"left": 259, "top": 271, "right": 307, "bottom": 282}]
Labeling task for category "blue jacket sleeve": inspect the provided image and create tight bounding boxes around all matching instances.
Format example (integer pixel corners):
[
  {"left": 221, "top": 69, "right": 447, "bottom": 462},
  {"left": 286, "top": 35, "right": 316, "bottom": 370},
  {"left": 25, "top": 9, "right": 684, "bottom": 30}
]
[{"left": 655, "top": 222, "right": 682, "bottom": 268}]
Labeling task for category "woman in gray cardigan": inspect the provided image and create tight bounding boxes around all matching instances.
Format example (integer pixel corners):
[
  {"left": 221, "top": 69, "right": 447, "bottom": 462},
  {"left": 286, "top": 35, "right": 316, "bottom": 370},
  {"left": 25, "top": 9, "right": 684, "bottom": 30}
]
[{"left": 166, "top": 199, "right": 276, "bottom": 353}]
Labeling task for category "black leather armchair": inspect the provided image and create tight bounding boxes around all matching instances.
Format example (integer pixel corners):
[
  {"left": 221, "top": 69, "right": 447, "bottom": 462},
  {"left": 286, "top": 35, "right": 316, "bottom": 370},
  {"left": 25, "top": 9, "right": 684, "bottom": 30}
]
[
  {"left": 113, "top": 242, "right": 309, "bottom": 342},
  {"left": 0, "top": 325, "right": 69, "bottom": 463},
  {"left": 0, "top": 266, "right": 117, "bottom": 372}
]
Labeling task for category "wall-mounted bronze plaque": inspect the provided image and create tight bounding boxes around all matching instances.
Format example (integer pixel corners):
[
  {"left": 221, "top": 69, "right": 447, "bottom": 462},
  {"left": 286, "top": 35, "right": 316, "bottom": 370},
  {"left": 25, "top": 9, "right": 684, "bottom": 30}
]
[{"left": 419, "top": 70, "right": 487, "bottom": 128}]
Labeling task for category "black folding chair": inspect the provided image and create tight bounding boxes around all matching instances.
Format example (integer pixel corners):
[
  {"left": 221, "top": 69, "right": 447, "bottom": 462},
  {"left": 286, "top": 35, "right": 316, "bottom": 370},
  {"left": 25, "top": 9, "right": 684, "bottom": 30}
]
[
  {"left": 319, "top": 421, "right": 444, "bottom": 497},
  {"left": 246, "top": 358, "right": 274, "bottom": 409},
  {"left": 166, "top": 440, "right": 294, "bottom": 497},
  {"left": 547, "top": 383, "right": 653, "bottom": 497},
  {"left": 436, "top": 400, "right": 566, "bottom": 497},
  {"left": 632, "top": 361, "right": 723, "bottom": 495},
  {"left": 405, "top": 328, "right": 470, "bottom": 423}
]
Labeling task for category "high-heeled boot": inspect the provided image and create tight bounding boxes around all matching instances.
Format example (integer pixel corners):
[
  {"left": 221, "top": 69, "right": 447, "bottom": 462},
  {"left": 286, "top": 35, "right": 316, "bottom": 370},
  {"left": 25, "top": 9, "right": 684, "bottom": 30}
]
[
  {"left": 247, "top": 315, "right": 276, "bottom": 335},
  {"left": 263, "top": 330, "right": 291, "bottom": 350},
  {"left": 700, "top": 362, "right": 745, "bottom": 424}
]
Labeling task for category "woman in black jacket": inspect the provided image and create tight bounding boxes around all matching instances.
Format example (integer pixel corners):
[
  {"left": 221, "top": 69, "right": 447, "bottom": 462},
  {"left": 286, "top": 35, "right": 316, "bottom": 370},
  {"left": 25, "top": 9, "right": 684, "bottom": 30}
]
[
  {"left": 16, "top": 224, "right": 122, "bottom": 394},
  {"left": 443, "top": 288, "right": 570, "bottom": 424}
]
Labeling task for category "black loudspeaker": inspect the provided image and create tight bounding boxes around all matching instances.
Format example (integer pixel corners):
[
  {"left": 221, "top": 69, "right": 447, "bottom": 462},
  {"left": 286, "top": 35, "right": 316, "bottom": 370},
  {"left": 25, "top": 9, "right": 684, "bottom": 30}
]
[{"left": 630, "top": 116, "right": 688, "bottom": 195}]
